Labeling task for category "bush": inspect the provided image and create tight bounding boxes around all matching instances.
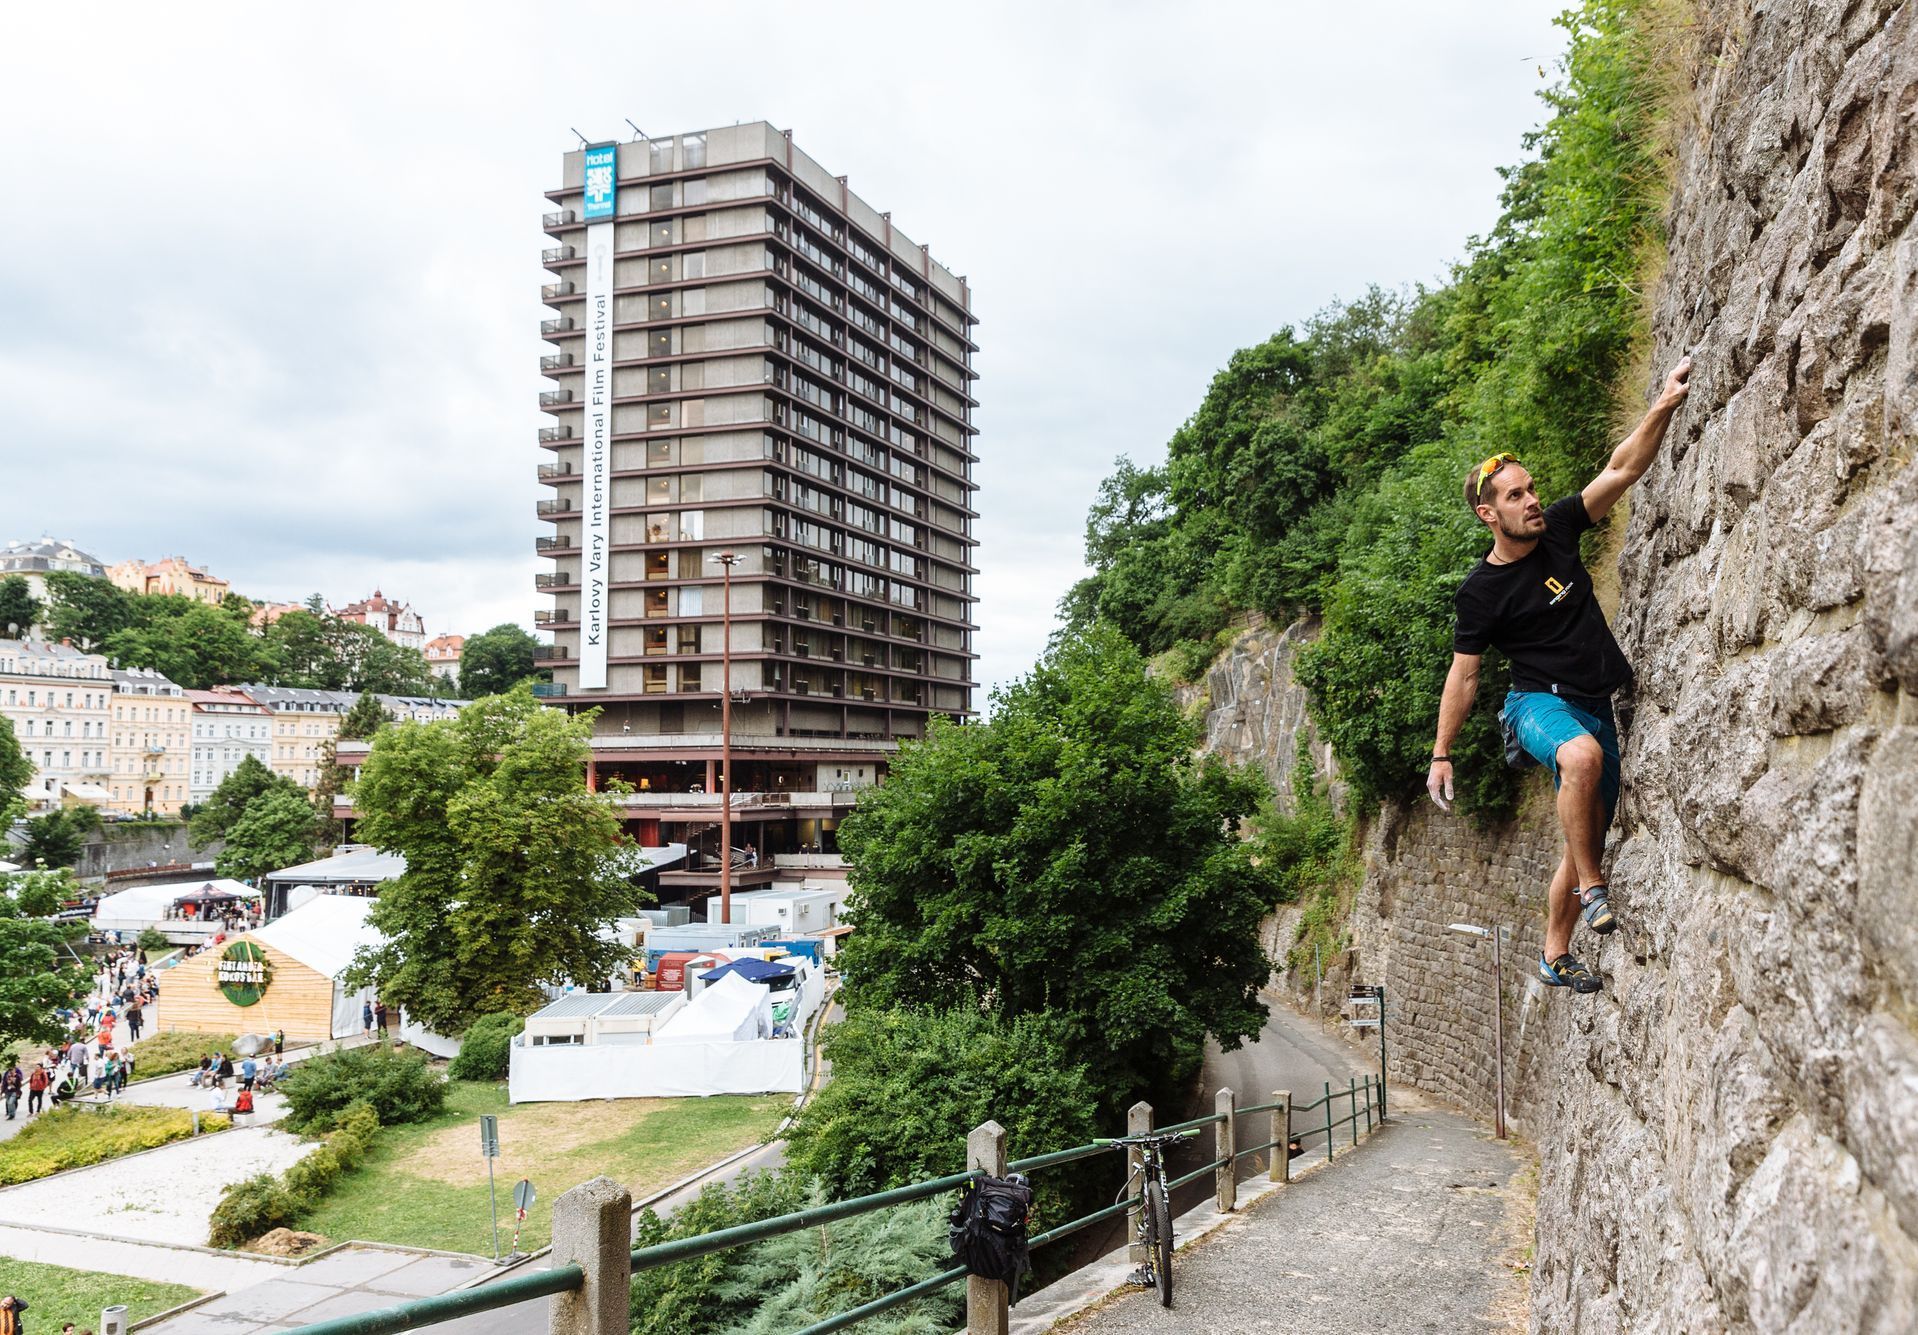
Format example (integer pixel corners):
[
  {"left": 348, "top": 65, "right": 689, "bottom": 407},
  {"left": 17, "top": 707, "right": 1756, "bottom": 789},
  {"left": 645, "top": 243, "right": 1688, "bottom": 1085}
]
[
  {"left": 208, "top": 1174, "right": 299, "bottom": 1248},
  {"left": 280, "top": 1044, "right": 444, "bottom": 1135},
  {"left": 446, "top": 1012, "right": 523, "bottom": 1082},
  {"left": 129, "top": 1031, "right": 239, "bottom": 1080},
  {"left": 136, "top": 927, "right": 170, "bottom": 954},
  {"left": 208, "top": 1099, "right": 386, "bottom": 1248},
  {"left": 0, "top": 1106, "right": 228, "bottom": 1186}
]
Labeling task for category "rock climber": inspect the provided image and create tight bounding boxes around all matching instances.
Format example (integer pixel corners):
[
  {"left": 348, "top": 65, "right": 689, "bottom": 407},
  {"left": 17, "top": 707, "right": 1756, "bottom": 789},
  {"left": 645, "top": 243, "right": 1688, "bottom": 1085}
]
[{"left": 1426, "top": 357, "right": 1693, "bottom": 994}]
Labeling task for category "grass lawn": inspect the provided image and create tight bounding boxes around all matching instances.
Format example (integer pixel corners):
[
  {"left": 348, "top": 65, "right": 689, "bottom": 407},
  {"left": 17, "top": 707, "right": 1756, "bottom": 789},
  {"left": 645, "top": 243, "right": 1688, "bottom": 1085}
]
[
  {"left": 297, "top": 1081, "right": 787, "bottom": 1255},
  {"left": 0, "top": 1256, "right": 203, "bottom": 1332},
  {"left": 128, "top": 1031, "right": 241, "bottom": 1080}
]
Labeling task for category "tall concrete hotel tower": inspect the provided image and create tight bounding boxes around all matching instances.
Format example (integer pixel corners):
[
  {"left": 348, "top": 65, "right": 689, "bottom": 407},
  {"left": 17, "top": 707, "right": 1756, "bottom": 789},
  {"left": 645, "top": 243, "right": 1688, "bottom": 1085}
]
[{"left": 535, "top": 124, "right": 978, "bottom": 887}]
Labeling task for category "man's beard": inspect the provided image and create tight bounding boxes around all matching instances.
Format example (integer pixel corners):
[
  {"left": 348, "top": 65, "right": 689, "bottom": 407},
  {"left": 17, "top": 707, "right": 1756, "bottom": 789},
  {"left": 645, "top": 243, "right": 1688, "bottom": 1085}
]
[{"left": 1498, "top": 514, "right": 1545, "bottom": 541}]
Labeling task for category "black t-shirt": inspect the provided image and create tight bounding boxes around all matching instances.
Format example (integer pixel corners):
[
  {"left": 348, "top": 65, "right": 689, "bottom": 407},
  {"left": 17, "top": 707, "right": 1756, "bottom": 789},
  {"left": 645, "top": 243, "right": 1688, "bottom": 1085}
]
[{"left": 1452, "top": 493, "right": 1632, "bottom": 698}]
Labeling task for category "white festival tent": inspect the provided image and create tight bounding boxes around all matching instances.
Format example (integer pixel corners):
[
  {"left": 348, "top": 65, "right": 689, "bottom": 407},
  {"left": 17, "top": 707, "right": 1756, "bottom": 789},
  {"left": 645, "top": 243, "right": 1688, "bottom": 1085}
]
[
  {"left": 652, "top": 971, "right": 774, "bottom": 1045},
  {"left": 92, "top": 879, "right": 261, "bottom": 934},
  {"left": 250, "top": 893, "right": 383, "bottom": 1039}
]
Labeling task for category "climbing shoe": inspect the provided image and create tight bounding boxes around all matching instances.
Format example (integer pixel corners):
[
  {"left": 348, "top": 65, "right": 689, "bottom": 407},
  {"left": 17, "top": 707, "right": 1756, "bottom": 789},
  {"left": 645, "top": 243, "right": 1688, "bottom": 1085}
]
[
  {"left": 1538, "top": 952, "right": 1602, "bottom": 994},
  {"left": 1580, "top": 885, "right": 1618, "bottom": 935}
]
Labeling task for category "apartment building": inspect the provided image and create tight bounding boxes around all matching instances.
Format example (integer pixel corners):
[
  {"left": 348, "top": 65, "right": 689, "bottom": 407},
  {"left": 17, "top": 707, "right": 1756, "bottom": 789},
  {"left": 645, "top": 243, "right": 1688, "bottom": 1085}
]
[
  {"left": 423, "top": 633, "right": 464, "bottom": 683},
  {"left": 188, "top": 687, "right": 274, "bottom": 802},
  {"left": 336, "top": 590, "right": 427, "bottom": 652},
  {"left": 1, "top": 539, "right": 107, "bottom": 617},
  {"left": 108, "top": 667, "right": 192, "bottom": 815},
  {"left": 108, "top": 556, "right": 232, "bottom": 605},
  {"left": 238, "top": 685, "right": 359, "bottom": 790},
  {"left": 0, "top": 638, "right": 115, "bottom": 811}
]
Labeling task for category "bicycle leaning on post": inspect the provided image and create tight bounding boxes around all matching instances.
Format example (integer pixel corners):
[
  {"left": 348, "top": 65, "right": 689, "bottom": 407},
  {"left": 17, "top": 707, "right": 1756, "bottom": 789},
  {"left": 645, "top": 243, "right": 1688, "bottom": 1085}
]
[{"left": 1095, "top": 1129, "right": 1195, "bottom": 1307}]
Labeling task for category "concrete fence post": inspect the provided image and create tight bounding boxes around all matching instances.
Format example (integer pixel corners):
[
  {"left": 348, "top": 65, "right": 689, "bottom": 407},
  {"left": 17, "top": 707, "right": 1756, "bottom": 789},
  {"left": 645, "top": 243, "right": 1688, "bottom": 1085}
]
[
  {"left": 966, "top": 1120, "right": 1008, "bottom": 1335},
  {"left": 1127, "top": 1100, "right": 1152, "bottom": 1262},
  {"left": 548, "top": 1175, "right": 632, "bottom": 1335},
  {"left": 1272, "top": 1090, "right": 1291, "bottom": 1184},
  {"left": 1215, "top": 1087, "right": 1236, "bottom": 1212}
]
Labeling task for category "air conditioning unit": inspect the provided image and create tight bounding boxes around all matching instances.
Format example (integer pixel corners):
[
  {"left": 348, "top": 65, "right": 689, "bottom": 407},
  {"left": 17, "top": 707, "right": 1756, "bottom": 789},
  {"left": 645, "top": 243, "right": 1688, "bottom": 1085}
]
[
  {"left": 797, "top": 643, "right": 811, "bottom": 657},
  {"left": 831, "top": 612, "right": 844, "bottom": 625},
  {"left": 860, "top": 653, "right": 875, "bottom": 666},
  {"left": 797, "top": 605, "right": 812, "bottom": 620},
  {"left": 795, "top": 682, "right": 811, "bottom": 695},
  {"left": 861, "top": 688, "right": 876, "bottom": 701},
  {"left": 829, "top": 648, "right": 842, "bottom": 661},
  {"left": 830, "top": 683, "right": 844, "bottom": 698}
]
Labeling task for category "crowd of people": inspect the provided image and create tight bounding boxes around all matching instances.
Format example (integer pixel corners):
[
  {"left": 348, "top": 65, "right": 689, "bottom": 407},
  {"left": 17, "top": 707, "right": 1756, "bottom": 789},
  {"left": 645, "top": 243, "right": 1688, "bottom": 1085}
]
[{"left": 1, "top": 947, "right": 158, "bottom": 1122}]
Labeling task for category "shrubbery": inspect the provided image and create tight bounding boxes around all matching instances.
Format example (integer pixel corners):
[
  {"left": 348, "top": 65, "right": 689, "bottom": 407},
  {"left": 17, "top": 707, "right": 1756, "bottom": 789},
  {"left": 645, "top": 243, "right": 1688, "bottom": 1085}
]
[
  {"left": 136, "top": 927, "right": 170, "bottom": 954},
  {"left": 279, "top": 1045, "right": 443, "bottom": 1135},
  {"left": 0, "top": 1105, "right": 227, "bottom": 1186},
  {"left": 446, "top": 1012, "right": 524, "bottom": 1083},
  {"left": 208, "top": 1100, "right": 381, "bottom": 1248}
]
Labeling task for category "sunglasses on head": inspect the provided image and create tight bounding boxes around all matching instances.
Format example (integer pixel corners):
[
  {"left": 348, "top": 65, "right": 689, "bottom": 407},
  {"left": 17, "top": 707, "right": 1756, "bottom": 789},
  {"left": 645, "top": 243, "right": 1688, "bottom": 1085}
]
[{"left": 1475, "top": 452, "right": 1518, "bottom": 500}]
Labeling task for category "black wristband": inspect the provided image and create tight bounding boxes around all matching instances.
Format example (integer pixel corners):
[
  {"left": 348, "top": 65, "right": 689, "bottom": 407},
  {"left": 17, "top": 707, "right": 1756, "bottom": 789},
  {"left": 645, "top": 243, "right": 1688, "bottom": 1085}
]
[{"left": 1431, "top": 755, "right": 1451, "bottom": 762}]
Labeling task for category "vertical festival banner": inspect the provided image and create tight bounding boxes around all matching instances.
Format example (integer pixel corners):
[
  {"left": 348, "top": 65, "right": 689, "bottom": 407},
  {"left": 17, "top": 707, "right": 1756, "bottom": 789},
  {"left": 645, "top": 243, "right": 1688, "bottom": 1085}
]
[{"left": 580, "top": 144, "right": 617, "bottom": 690}]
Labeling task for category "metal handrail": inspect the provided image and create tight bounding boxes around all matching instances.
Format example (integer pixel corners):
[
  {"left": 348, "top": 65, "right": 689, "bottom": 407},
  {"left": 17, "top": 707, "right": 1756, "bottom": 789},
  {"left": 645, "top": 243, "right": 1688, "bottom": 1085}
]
[
  {"left": 789, "top": 1266, "right": 967, "bottom": 1335},
  {"left": 1154, "top": 1111, "right": 1227, "bottom": 1136},
  {"left": 281, "top": 1263, "right": 583, "bottom": 1335},
  {"left": 628, "top": 1170, "right": 978, "bottom": 1274},
  {"left": 1007, "top": 1140, "right": 1107, "bottom": 1174},
  {"left": 1167, "top": 1158, "right": 1226, "bottom": 1193}
]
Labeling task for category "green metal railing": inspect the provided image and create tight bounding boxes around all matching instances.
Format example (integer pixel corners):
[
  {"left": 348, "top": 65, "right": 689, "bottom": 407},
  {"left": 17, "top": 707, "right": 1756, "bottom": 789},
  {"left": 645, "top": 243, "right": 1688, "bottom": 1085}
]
[{"left": 282, "top": 1074, "right": 1388, "bottom": 1335}]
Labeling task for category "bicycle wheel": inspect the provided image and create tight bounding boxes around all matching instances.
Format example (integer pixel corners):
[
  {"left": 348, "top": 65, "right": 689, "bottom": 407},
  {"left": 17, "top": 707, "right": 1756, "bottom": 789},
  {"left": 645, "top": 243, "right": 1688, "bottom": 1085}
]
[{"left": 1146, "top": 1176, "right": 1173, "bottom": 1308}]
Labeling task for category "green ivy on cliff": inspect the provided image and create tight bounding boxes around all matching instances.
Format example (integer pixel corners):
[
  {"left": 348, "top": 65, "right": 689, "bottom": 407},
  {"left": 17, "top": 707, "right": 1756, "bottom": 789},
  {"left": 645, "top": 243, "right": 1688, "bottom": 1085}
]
[{"left": 1065, "top": 0, "right": 1672, "bottom": 821}]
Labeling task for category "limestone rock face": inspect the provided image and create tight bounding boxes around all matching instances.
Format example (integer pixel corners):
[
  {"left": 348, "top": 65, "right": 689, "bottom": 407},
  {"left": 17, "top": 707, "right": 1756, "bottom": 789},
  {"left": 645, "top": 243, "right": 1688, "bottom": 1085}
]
[
  {"left": 1532, "top": 2, "right": 1918, "bottom": 1328},
  {"left": 1186, "top": 615, "right": 1341, "bottom": 816}
]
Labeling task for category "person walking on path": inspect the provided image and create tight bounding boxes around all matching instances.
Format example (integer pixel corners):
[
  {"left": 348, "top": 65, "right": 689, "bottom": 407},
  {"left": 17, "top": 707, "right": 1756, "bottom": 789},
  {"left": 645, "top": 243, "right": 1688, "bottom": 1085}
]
[
  {"left": 1429, "top": 357, "right": 1693, "bottom": 994},
  {"left": 125, "top": 998, "right": 143, "bottom": 1042},
  {"left": 239, "top": 1055, "right": 257, "bottom": 1091},
  {"left": 374, "top": 1001, "right": 389, "bottom": 1037},
  {"left": 0, "top": 1063, "right": 21, "bottom": 1120},
  {"left": 25, "top": 1064, "right": 48, "bottom": 1116},
  {"left": 362, "top": 1000, "right": 374, "bottom": 1038}
]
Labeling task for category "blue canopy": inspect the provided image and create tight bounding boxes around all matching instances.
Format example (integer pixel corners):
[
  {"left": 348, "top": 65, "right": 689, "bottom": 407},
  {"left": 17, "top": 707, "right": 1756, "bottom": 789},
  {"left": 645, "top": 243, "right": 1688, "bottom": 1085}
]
[{"left": 699, "top": 957, "right": 797, "bottom": 983}]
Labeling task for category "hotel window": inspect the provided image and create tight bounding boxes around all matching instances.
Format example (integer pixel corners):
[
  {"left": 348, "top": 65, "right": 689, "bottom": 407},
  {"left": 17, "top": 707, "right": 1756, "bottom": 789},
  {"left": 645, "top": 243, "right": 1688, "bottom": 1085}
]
[
  {"left": 682, "top": 134, "right": 706, "bottom": 168},
  {"left": 645, "top": 627, "right": 669, "bottom": 656},
  {"left": 645, "top": 590, "right": 671, "bottom": 618},
  {"left": 650, "top": 294, "right": 672, "bottom": 320},
  {"left": 646, "top": 552, "right": 671, "bottom": 580},
  {"left": 647, "top": 440, "right": 673, "bottom": 467},
  {"left": 650, "top": 219, "right": 673, "bottom": 248},
  {"left": 649, "top": 181, "right": 674, "bottom": 210},
  {"left": 643, "top": 664, "right": 669, "bottom": 694},
  {"left": 650, "top": 329, "right": 671, "bottom": 357},
  {"left": 678, "top": 626, "right": 701, "bottom": 654},
  {"left": 647, "top": 477, "right": 673, "bottom": 505},
  {"left": 680, "top": 474, "right": 703, "bottom": 503},
  {"left": 678, "top": 663, "right": 702, "bottom": 692},
  {"left": 651, "top": 254, "right": 674, "bottom": 284},
  {"left": 648, "top": 402, "right": 674, "bottom": 427},
  {"left": 648, "top": 366, "right": 671, "bottom": 395}
]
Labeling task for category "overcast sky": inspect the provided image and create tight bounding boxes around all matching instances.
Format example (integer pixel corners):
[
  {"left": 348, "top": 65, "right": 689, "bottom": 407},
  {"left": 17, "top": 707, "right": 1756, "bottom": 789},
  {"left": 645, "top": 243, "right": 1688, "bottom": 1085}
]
[{"left": 2, "top": 1, "right": 1568, "bottom": 700}]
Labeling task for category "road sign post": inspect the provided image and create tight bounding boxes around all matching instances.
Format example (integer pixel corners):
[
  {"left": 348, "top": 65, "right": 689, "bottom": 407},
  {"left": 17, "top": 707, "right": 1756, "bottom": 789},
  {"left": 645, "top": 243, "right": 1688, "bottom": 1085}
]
[
  {"left": 480, "top": 1114, "right": 501, "bottom": 1262},
  {"left": 511, "top": 1178, "right": 536, "bottom": 1256}
]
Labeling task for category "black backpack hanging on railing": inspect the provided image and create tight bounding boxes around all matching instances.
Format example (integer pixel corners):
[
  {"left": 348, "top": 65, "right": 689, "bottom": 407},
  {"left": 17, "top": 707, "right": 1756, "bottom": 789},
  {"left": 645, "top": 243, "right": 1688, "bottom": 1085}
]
[{"left": 949, "top": 1174, "right": 1034, "bottom": 1304}]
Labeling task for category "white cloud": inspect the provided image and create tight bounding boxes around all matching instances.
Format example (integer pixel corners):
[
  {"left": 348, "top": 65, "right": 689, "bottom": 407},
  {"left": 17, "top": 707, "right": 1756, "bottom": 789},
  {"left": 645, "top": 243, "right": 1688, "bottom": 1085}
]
[{"left": 0, "top": 0, "right": 1569, "bottom": 698}]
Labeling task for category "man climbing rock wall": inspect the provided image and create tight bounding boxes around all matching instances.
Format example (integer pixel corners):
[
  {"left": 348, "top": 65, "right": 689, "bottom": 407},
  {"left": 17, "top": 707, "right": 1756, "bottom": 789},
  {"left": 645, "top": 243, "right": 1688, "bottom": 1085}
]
[{"left": 1531, "top": 1, "right": 1918, "bottom": 1328}]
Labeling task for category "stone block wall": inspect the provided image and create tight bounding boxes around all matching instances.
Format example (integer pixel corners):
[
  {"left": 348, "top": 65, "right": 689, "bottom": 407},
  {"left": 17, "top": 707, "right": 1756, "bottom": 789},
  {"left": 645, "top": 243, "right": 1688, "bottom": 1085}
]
[{"left": 1199, "top": 6, "right": 1918, "bottom": 1326}]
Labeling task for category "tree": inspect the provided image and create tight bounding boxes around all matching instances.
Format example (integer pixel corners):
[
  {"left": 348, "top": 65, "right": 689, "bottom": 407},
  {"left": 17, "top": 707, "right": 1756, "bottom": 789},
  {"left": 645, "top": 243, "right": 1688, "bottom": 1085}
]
[
  {"left": 18, "top": 806, "right": 100, "bottom": 869},
  {"left": 0, "top": 575, "right": 41, "bottom": 637},
  {"left": 0, "top": 717, "right": 30, "bottom": 827},
  {"left": 41, "top": 571, "right": 138, "bottom": 649},
  {"left": 343, "top": 688, "right": 642, "bottom": 1033},
  {"left": 190, "top": 754, "right": 302, "bottom": 848},
  {"left": 104, "top": 601, "right": 274, "bottom": 689},
  {"left": 458, "top": 623, "right": 538, "bottom": 699},
  {"left": 216, "top": 786, "right": 318, "bottom": 881},
  {"left": 834, "top": 623, "right": 1279, "bottom": 1113},
  {"left": 785, "top": 1006, "right": 1099, "bottom": 1200},
  {"left": 10, "top": 866, "right": 82, "bottom": 918},
  {"left": 0, "top": 893, "right": 88, "bottom": 1051},
  {"left": 314, "top": 691, "right": 394, "bottom": 844}
]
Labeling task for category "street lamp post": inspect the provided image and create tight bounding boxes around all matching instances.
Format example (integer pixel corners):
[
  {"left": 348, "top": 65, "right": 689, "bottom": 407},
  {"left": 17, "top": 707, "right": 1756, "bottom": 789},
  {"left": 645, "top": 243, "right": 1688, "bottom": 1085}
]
[
  {"left": 709, "top": 552, "right": 740, "bottom": 925},
  {"left": 1448, "top": 921, "right": 1507, "bottom": 1139}
]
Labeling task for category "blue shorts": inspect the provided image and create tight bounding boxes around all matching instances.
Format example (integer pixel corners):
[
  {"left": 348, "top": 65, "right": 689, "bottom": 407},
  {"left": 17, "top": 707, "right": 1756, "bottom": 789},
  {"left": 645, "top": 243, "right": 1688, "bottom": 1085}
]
[{"left": 1501, "top": 691, "right": 1620, "bottom": 825}]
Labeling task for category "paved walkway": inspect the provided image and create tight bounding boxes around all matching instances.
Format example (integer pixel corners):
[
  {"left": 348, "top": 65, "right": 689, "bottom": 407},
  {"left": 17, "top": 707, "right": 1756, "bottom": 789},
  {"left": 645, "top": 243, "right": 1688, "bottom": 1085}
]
[
  {"left": 1030, "top": 1105, "right": 1528, "bottom": 1334},
  {"left": 147, "top": 1248, "right": 492, "bottom": 1335}
]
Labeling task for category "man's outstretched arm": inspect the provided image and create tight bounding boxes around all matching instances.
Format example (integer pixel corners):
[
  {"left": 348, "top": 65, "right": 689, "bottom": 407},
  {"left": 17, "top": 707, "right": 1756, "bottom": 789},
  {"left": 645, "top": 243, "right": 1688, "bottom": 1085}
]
[
  {"left": 1582, "top": 356, "right": 1693, "bottom": 523},
  {"left": 1428, "top": 652, "right": 1481, "bottom": 812}
]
